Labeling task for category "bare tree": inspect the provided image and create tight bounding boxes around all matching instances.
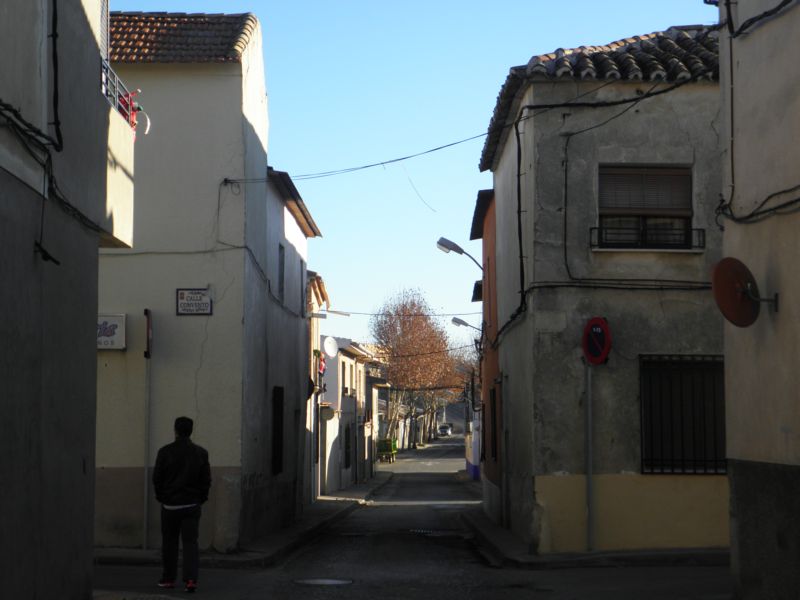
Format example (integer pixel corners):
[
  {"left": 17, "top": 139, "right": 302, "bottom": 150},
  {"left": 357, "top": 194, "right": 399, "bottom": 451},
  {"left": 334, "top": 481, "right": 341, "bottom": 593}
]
[{"left": 370, "top": 289, "right": 456, "bottom": 443}]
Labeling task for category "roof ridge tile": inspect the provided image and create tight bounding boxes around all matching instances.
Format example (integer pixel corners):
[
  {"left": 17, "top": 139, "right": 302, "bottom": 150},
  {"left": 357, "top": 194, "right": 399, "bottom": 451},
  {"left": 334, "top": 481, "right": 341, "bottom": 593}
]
[
  {"left": 480, "top": 25, "right": 720, "bottom": 172},
  {"left": 109, "top": 12, "right": 259, "bottom": 64}
]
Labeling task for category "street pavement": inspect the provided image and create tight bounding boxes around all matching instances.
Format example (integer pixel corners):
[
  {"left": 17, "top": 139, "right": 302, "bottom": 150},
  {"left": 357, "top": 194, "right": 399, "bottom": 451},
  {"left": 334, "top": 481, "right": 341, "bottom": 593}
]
[{"left": 94, "top": 435, "right": 733, "bottom": 599}]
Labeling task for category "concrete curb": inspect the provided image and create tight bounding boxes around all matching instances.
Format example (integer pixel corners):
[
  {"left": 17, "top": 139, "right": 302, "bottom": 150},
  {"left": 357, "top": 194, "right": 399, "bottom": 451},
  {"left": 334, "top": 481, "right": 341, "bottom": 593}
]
[{"left": 460, "top": 508, "right": 730, "bottom": 569}]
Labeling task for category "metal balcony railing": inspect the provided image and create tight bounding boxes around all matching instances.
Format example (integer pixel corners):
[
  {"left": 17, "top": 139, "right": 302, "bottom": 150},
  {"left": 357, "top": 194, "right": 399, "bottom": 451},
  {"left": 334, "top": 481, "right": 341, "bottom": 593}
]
[
  {"left": 590, "top": 226, "right": 705, "bottom": 250},
  {"left": 101, "top": 59, "right": 136, "bottom": 129}
]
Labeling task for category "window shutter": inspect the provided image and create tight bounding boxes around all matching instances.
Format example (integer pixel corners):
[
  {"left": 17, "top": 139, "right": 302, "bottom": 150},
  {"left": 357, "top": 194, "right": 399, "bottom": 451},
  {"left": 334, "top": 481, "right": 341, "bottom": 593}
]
[{"left": 600, "top": 168, "right": 691, "bottom": 214}]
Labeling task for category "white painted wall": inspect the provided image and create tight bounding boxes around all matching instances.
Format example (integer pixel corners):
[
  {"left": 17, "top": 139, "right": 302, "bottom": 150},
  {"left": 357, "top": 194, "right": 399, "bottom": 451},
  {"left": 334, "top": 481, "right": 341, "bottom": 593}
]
[
  {"left": 96, "top": 61, "right": 248, "bottom": 551},
  {"left": 720, "top": 1, "right": 800, "bottom": 466}
]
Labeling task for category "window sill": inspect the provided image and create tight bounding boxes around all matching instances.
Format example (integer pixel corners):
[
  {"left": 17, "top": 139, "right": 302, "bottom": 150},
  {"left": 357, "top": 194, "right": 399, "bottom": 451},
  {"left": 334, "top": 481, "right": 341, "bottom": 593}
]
[{"left": 591, "top": 247, "right": 705, "bottom": 254}]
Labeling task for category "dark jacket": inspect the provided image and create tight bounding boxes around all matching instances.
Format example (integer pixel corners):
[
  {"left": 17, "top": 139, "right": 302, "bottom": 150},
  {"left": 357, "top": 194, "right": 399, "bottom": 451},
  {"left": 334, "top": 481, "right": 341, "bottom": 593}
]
[{"left": 153, "top": 437, "right": 211, "bottom": 506}]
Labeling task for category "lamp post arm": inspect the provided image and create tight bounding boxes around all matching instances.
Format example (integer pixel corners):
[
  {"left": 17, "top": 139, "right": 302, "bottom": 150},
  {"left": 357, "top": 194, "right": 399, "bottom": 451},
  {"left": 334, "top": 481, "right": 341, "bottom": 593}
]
[{"left": 463, "top": 250, "right": 483, "bottom": 271}]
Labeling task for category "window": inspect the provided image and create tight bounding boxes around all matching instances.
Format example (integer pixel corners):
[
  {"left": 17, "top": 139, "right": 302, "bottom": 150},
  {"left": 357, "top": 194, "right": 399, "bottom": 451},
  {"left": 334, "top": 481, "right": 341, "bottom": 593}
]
[
  {"left": 300, "top": 260, "right": 306, "bottom": 315},
  {"left": 278, "top": 244, "right": 285, "bottom": 302},
  {"left": 271, "top": 387, "right": 284, "bottom": 475},
  {"left": 596, "top": 167, "right": 700, "bottom": 249},
  {"left": 640, "top": 356, "right": 726, "bottom": 474},
  {"left": 344, "top": 424, "right": 352, "bottom": 469}
]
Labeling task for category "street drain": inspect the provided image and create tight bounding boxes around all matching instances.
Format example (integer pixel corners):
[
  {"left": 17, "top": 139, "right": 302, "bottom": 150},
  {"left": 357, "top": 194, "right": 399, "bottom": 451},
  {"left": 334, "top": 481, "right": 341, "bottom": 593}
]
[
  {"left": 409, "top": 528, "right": 462, "bottom": 538},
  {"left": 294, "top": 579, "right": 353, "bottom": 586}
]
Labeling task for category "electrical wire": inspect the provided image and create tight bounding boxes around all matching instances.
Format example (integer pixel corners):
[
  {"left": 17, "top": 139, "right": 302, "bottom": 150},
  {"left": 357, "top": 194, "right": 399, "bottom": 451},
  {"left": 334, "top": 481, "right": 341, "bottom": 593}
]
[
  {"left": 289, "top": 80, "right": 660, "bottom": 182},
  {"left": 489, "top": 68, "right": 718, "bottom": 349},
  {"left": 340, "top": 310, "right": 482, "bottom": 317},
  {"left": 48, "top": 0, "right": 64, "bottom": 151},
  {"left": 726, "top": 0, "right": 796, "bottom": 37},
  {"left": 373, "top": 343, "right": 473, "bottom": 359},
  {"left": 293, "top": 133, "right": 488, "bottom": 180},
  {"left": 715, "top": 0, "right": 800, "bottom": 225}
]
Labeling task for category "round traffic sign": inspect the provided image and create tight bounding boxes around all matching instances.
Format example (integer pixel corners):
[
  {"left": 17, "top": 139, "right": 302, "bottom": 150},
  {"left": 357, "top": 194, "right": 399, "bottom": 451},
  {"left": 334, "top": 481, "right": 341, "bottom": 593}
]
[{"left": 582, "top": 317, "right": 611, "bottom": 365}]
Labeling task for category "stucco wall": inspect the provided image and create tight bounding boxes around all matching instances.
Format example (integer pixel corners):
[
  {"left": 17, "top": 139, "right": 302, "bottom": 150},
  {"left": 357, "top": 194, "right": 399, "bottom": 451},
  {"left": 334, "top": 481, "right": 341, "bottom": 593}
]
[
  {"left": 96, "top": 63, "right": 247, "bottom": 551},
  {"left": 536, "top": 474, "right": 729, "bottom": 552},
  {"left": 719, "top": 1, "right": 800, "bottom": 467},
  {"left": 1, "top": 2, "right": 111, "bottom": 598},
  {"left": 240, "top": 182, "right": 310, "bottom": 539},
  {"left": 491, "top": 78, "right": 726, "bottom": 550},
  {"left": 0, "top": 0, "right": 48, "bottom": 189},
  {"left": 719, "top": 3, "right": 800, "bottom": 598}
]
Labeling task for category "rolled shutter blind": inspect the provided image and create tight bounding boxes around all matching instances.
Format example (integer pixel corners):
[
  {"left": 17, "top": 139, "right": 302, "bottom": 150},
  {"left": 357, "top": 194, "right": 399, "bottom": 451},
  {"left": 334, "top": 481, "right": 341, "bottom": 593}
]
[{"left": 600, "top": 168, "right": 691, "bottom": 215}]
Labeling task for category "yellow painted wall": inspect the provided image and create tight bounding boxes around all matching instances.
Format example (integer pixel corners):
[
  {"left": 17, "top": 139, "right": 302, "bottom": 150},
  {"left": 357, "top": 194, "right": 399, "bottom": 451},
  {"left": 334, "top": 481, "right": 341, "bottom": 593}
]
[{"left": 535, "top": 474, "right": 729, "bottom": 553}]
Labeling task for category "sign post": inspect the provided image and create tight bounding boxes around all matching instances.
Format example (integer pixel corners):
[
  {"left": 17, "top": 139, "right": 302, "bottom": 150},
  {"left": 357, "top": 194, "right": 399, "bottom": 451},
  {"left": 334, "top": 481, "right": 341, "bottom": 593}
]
[{"left": 581, "top": 317, "right": 612, "bottom": 552}]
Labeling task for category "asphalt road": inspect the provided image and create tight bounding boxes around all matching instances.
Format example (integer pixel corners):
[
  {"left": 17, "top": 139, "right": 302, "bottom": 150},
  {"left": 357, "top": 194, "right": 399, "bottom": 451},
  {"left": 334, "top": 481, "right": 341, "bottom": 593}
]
[{"left": 95, "top": 436, "right": 732, "bottom": 599}]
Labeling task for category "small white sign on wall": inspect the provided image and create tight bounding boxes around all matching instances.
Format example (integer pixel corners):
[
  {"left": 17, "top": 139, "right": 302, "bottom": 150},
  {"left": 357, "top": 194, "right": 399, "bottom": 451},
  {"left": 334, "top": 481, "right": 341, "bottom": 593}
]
[
  {"left": 97, "top": 314, "right": 126, "bottom": 350},
  {"left": 176, "top": 288, "right": 213, "bottom": 315}
]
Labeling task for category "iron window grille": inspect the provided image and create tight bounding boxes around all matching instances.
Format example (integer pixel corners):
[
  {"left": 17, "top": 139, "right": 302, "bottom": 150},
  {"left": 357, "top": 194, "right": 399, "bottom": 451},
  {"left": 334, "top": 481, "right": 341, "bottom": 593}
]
[
  {"left": 591, "top": 226, "right": 705, "bottom": 249},
  {"left": 640, "top": 355, "right": 726, "bottom": 474},
  {"left": 596, "top": 167, "right": 703, "bottom": 250}
]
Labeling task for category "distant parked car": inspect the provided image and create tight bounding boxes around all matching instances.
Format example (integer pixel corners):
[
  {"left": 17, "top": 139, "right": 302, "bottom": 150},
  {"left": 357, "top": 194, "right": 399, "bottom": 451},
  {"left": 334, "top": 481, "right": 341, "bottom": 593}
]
[{"left": 438, "top": 423, "right": 453, "bottom": 436}]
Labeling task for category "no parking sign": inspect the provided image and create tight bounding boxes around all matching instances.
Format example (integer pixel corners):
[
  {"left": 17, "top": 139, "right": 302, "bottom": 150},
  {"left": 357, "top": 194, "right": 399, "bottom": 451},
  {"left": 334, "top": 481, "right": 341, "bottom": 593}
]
[{"left": 582, "top": 317, "right": 612, "bottom": 365}]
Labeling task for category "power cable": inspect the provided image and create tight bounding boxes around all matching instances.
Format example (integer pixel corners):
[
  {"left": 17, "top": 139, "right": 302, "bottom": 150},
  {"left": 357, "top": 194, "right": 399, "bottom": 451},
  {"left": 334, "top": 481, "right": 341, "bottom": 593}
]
[
  {"left": 716, "top": 0, "right": 800, "bottom": 225},
  {"left": 373, "top": 343, "right": 473, "bottom": 359},
  {"left": 343, "top": 310, "right": 482, "bottom": 317},
  {"left": 490, "top": 67, "right": 718, "bottom": 349}
]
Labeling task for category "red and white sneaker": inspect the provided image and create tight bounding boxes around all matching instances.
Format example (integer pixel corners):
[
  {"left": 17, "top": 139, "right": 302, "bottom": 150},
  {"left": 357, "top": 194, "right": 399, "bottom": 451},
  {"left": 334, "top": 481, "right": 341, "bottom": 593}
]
[
  {"left": 184, "top": 579, "right": 197, "bottom": 593},
  {"left": 157, "top": 579, "right": 175, "bottom": 589}
]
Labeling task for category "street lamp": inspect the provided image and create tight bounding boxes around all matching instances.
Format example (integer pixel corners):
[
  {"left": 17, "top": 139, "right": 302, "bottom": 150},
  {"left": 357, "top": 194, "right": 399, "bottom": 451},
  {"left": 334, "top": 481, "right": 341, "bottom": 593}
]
[
  {"left": 452, "top": 316, "right": 481, "bottom": 331},
  {"left": 436, "top": 237, "right": 483, "bottom": 271}
]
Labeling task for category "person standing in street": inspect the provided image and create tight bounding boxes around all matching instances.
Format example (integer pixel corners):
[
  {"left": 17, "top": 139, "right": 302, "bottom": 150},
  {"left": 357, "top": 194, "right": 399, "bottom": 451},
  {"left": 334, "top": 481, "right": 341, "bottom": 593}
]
[{"left": 153, "top": 416, "right": 211, "bottom": 593}]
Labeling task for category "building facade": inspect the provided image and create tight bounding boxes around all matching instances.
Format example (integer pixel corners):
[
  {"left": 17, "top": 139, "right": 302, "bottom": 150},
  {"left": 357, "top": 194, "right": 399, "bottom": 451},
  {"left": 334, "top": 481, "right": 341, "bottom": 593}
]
[
  {"left": 318, "top": 338, "right": 374, "bottom": 493},
  {"left": 306, "top": 272, "right": 330, "bottom": 505},
  {"left": 95, "top": 13, "right": 319, "bottom": 551},
  {"left": 470, "top": 190, "right": 505, "bottom": 515},
  {"left": 479, "top": 26, "right": 729, "bottom": 553},
  {"left": 716, "top": 2, "right": 800, "bottom": 598},
  {"left": 1, "top": 1, "right": 135, "bottom": 597}
]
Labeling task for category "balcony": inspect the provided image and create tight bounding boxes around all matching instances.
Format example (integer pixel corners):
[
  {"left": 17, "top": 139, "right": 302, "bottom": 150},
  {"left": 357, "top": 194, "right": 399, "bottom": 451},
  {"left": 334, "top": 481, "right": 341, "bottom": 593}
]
[
  {"left": 102, "top": 59, "right": 137, "bottom": 128},
  {"left": 99, "top": 59, "right": 135, "bottom": 248},
  {"left": 590, "top": 226, "right": 705, "bottom": 251}
]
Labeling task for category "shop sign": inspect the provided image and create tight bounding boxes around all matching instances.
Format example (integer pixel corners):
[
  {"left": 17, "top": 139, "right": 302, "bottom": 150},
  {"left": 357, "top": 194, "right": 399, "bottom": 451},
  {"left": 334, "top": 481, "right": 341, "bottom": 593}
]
[{"left": 97, "top": 314, "right": 126, "bottom": 350}]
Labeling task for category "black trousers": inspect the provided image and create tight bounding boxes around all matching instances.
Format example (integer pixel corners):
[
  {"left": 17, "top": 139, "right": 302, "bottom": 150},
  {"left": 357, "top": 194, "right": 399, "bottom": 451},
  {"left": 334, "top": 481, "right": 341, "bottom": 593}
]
[{"left": 160, "top": 505, "right": 201, "bottom": 582}]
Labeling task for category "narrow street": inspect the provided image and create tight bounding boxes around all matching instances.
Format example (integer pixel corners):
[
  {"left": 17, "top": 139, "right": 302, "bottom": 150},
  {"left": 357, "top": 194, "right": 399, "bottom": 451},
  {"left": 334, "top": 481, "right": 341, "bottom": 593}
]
[{"left": 94, "top": 438, "right": 732, "bottom": 599}]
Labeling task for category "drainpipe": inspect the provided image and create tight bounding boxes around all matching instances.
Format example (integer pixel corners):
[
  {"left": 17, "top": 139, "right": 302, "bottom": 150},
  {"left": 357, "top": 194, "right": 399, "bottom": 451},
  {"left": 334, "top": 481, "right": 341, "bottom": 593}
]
[
  {"left": 585, "top": 360, "right": 594, "bottom": 552},
  {"left": 143, "top": 308, "right": 153, "bottom": 550}
]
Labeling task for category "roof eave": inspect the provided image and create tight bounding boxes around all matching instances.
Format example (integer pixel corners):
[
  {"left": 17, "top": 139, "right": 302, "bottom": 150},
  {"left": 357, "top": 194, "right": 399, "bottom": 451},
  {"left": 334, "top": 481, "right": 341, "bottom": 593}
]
[
  {"left": 268, "top": 167, "right": 322, "bottom": 238},
  {"left": 470, "top": 189, "right": 494, "bottom": 240}
]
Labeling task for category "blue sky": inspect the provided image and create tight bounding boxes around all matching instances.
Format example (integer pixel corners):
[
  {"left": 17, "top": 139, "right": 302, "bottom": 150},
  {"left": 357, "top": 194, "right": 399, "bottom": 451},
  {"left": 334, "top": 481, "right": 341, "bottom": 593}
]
[{"left": 113, "top": 1, "right": 719, "bottom": 347}]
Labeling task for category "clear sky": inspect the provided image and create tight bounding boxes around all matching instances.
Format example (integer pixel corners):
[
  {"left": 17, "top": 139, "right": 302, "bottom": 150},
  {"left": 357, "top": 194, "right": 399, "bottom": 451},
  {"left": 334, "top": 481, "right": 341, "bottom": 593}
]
[{"left": 113, "top": 0, "right": 719, "bottom": 348}]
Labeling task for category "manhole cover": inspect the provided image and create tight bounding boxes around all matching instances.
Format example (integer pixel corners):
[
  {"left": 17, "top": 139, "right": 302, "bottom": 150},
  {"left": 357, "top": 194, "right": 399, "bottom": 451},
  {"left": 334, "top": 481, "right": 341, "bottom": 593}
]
[{"left": 294, "top": 579, "right": 353, "bottom": 586}]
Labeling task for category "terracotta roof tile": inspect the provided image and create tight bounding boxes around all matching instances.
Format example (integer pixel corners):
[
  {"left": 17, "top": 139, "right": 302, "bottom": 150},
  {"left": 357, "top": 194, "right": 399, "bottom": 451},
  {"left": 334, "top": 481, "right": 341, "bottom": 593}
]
[
  {"left": 110, "top": 12, "right": 259, "bottom": 63},
  {"left": 479, "top": 26, "right": 720, "bottom": 172}
]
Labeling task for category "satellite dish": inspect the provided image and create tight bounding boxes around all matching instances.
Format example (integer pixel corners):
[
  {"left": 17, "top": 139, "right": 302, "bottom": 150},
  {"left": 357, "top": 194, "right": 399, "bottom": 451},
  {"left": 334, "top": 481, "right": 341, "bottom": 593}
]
[
  {"left": 712, "top": 257, "right": 778, "bottom": 327},
  {"left": 323, "top": 336, "right": 339, "bottom": 359}
]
